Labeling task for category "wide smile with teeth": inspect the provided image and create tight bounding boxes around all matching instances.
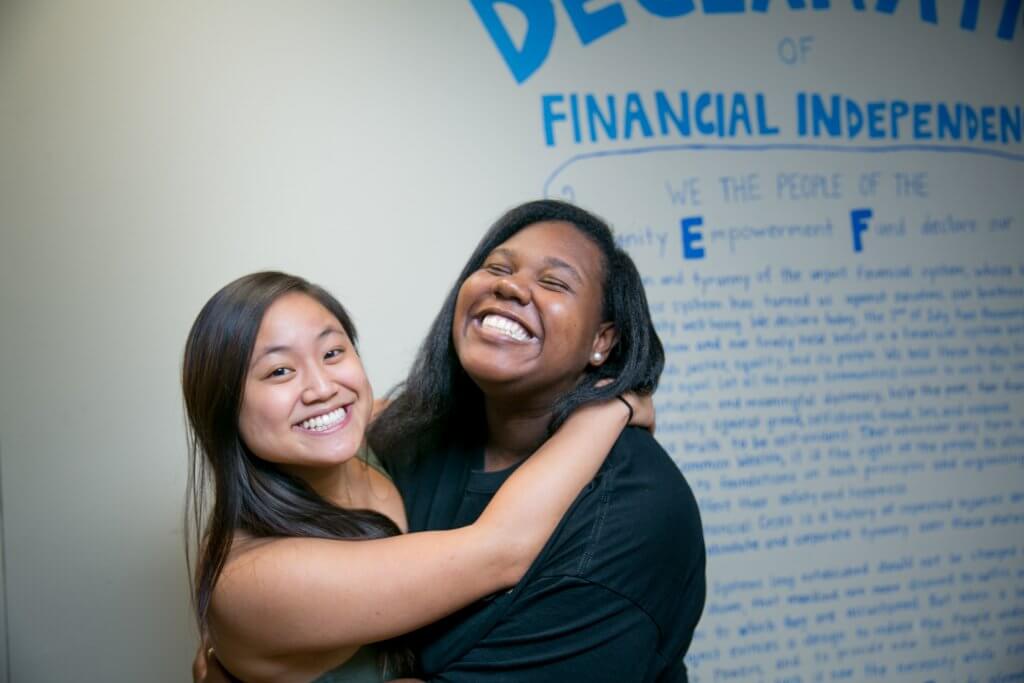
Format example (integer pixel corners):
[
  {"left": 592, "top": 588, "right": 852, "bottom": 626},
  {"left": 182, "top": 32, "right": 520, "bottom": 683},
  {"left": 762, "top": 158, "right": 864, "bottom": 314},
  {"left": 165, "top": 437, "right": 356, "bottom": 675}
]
[
  {"left": 297, "top": 407, "right": 347, "bottom": 432},
  {"left": 480, "top": 314, "right": 534, "bottom": 342}
]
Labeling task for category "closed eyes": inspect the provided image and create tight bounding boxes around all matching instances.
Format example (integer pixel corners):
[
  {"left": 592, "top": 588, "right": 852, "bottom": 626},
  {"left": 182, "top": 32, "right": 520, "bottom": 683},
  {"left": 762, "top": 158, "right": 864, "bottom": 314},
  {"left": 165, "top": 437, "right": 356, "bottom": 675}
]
[{"left": 483, "top": 262, "right": 511, "bottom": 275}]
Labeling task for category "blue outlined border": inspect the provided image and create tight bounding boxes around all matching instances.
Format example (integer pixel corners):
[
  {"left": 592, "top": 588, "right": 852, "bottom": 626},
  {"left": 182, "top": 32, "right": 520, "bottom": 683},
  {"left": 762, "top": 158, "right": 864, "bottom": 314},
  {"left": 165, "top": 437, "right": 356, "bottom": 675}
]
[{"left": 542, "top": 143, "right": 1024, "bottom": 196}]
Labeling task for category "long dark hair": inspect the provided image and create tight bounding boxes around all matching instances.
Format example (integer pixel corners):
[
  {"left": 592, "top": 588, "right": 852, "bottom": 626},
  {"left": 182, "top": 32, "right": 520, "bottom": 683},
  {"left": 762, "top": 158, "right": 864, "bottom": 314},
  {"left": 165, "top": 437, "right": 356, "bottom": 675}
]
[
  {"left": 369, "top": 199, "right": 664, "bottom": 459},
  {"left": 183, "top": 271, "right": 409, "bottom": 674}
]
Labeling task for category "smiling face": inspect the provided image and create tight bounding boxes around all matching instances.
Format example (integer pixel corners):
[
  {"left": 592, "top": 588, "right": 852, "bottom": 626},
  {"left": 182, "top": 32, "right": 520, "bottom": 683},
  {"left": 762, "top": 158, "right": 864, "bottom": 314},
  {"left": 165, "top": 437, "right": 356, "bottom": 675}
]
[
  {"left": 238, "top": 292, "right": 372, "bottom": 476},
  {"left": 452, "top": 220, "right": 617, "bottom": 404}
]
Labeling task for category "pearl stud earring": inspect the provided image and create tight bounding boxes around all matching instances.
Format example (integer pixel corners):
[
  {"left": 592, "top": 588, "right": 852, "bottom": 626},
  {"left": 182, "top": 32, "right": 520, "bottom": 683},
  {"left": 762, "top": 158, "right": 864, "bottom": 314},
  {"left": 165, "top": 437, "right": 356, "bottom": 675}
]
[{"left": 592, "top": 352, "right": 602, "bottom": 361}]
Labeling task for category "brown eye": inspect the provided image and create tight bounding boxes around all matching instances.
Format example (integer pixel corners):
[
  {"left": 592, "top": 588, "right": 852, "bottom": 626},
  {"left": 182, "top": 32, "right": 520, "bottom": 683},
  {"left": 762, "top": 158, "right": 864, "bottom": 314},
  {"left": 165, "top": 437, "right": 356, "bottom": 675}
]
[
  {"left": 325, "top": 348, "right": 344, "bottom": 361},
  {"left": 268, "top": 367, "right": 292, "bottom": 379}
]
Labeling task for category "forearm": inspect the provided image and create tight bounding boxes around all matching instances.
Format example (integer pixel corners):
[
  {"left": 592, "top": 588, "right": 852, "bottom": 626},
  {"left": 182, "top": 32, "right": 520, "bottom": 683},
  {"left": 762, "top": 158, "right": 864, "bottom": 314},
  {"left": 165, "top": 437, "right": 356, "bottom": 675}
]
[
  {"left": 209, "top": 526, "right": 515, "bottom": 665},
  {"left": 474, "top": 398, "right": 630, "bottom": 582}
]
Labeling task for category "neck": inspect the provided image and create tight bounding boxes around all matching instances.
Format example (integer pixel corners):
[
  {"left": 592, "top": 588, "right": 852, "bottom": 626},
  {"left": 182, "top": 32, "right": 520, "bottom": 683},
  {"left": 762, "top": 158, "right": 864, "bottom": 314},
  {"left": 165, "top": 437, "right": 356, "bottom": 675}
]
[
  {"left": 482, "top": 396, "right": 554, "bottom": 472},
  {"left": 283, "top": 460, "right": 355, "bottom": 507}
]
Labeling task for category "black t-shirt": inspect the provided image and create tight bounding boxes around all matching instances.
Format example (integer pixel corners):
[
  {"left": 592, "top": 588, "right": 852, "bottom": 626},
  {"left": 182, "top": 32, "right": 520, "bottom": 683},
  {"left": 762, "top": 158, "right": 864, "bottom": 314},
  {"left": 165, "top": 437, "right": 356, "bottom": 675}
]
[{"left": 387, "top": 427, "right": 707, "bottom": 682}]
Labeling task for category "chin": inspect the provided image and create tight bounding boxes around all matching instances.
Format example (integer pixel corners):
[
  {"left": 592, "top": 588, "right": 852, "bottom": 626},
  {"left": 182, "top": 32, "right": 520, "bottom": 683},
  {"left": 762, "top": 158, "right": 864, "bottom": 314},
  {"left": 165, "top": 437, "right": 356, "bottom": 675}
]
[
  {"left": 460, "top": 353, "right": 526, "bottom": 388},
  {"left": 326, "top": 437, "right": 364, "bottom": 460},
  {"left": 289, "top": 433, "right": 362, "bottom": 462}
]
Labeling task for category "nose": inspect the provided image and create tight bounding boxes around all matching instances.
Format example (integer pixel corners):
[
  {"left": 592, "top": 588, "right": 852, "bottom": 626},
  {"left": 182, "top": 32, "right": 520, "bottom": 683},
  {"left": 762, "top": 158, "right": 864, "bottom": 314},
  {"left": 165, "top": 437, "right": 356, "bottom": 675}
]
[
  {"left": 493, "top": 274, "right": 531, "bottom": 305},
  {"left": 301, "top": 365, "right": 338, "bottom": 404}
]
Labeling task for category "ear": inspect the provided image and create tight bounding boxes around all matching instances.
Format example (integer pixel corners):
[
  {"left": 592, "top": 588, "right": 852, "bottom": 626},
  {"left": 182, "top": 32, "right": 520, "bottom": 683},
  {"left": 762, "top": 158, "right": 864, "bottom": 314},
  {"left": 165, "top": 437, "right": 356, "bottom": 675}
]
[{"left": 588, "top": 322, "right": 618, "bottom": 367}]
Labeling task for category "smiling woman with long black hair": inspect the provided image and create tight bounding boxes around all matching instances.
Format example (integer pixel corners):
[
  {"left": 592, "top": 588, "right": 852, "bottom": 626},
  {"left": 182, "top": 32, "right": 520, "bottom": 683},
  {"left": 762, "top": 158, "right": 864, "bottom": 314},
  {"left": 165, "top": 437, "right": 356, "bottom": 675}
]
[{"left": 370, "top": 199, "right": 707, "bottom": 682}]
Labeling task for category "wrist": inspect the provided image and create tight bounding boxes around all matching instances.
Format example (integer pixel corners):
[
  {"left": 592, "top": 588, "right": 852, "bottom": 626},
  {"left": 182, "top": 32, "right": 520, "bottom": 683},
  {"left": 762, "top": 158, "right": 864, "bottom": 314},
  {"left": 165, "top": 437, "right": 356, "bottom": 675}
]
[
  {"left": 615, "top": 395, "right": 634, "bottom": 424},
  {"left": 566, "top": 397, "right": 631, "bottom": 428},
  {"left": 596, "top": 396, "right": 631, "bottom": 426}
]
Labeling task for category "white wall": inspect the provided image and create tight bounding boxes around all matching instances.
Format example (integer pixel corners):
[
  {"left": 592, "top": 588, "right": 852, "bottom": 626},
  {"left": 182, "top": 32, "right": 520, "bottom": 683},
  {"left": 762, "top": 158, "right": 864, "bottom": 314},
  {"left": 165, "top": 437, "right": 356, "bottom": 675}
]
[{"left": 0, "top": 2, "right": 1021, "bottom": 681}]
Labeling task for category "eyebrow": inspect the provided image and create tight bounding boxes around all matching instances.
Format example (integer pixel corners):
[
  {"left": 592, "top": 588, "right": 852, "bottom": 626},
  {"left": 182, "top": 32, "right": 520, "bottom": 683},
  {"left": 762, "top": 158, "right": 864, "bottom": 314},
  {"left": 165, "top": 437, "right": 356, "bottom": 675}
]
[
  {"left": 252, "top": 326, "right": 345, "bottom": 363},
  {"left": 489, "top": 248, "right": 586, "bottom": 285}
]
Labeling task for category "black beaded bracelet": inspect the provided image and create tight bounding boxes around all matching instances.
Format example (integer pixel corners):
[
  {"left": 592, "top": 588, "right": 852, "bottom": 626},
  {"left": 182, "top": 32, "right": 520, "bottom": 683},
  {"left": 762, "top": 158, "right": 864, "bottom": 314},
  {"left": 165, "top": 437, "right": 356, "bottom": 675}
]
[{"left": 616, "top": 395, "right": 634, "bottom": 424}]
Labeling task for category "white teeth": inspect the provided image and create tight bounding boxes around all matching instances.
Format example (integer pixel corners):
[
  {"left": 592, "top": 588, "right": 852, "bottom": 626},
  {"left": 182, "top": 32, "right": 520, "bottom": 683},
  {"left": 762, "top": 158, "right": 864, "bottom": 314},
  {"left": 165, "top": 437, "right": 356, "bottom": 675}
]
[
  {"left": 299, "top": 407, "right": 346, "bottom": 431},
  {"left": 481, "top": 314, "right": 532, "bottom": 341}
]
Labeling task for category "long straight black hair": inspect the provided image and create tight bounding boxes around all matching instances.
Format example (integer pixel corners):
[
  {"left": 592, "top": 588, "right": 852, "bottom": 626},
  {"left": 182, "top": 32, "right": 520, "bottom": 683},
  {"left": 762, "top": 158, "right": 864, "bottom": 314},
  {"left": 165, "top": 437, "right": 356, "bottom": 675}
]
[
  {"left": 182, "top": 271, "right": 409, "bottom": 674},
  {"left": 369, "top": 199, "right": 664, "bottom": 460}
]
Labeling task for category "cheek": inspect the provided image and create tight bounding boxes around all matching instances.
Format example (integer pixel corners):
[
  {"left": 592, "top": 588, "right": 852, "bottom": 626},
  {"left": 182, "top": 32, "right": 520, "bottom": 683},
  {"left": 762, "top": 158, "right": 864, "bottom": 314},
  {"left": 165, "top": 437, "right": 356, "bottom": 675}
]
[
  {"left": 452, "top": 285, "right": 473, "bottom": 322},
  {"left": 548, "top": 300, "right": 586, "bottom": 336},
  {"left": 349, "top": 366, "right": 373, "bottom": 404},
  {"left": 569, "top": 292, "right": 605, "bottom": 334},
  {"left": 239, "top": 386, "right": 287, "bottom": 443},
  {"left": 543, "top": 299, "right": 601, "bottom": 362},
  {"left": 455, "top": 274, "right": 490, "bottom": 311},
  {"left": 237, "top": 407, "right": 267, "bottom": 458},
  {"left": 335, "top": 359, "right": 373, "bottom": 407},
  {"left": 452, "top": 281, "right": 480, "bottom": 345}
]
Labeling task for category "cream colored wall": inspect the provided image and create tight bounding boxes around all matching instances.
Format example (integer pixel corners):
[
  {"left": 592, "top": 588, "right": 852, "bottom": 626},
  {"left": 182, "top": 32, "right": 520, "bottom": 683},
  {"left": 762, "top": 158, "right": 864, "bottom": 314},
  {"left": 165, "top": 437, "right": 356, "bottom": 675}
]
[
  {"left": 0, "top": 3, "right": 537, "bottom": 680},
  {"left": 1, "top": 449, "right": 7, "bottom": 683}
]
